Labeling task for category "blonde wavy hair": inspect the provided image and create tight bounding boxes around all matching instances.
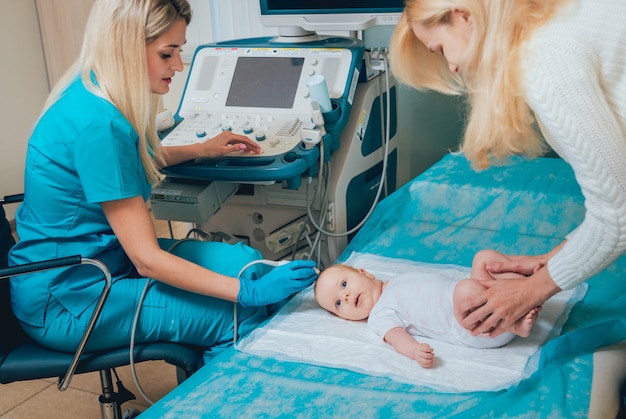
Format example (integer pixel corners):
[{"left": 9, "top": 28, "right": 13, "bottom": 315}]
[
  {"left": 390, "top": 0, "right": 570, "bottom": 169},
  {"left": 43, "top": 0, "right": 192, "bottom": 184}
]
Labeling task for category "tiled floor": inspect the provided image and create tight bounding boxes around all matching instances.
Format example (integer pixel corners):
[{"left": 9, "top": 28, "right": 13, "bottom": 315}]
[
  {"left": 0, "top": 361, "right": 179, "bottom": 418},
  {"left": 0, "top": 218, "right": 193, "bottom": 418}
]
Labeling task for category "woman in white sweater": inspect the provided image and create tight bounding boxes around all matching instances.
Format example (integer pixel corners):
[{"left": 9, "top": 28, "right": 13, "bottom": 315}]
[{"left": 390, "top": 0, "right": 626, "bottom": 337}]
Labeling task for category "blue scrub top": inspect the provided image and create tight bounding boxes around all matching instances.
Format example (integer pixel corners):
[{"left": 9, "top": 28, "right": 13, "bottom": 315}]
[{"left": 9, "top": 76, "right": 152, "bottom": 327}]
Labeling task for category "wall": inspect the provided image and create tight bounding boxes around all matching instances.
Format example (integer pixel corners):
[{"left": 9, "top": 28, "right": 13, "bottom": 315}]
[
  {"left": 0, "top": 1, "right": 49, "bottom": 219},
  {"left": 399, "top": 89, "right": 466, "bottom": 177},
  {"left": 36, "top": 0, "right": 94, "bottom": 88}
]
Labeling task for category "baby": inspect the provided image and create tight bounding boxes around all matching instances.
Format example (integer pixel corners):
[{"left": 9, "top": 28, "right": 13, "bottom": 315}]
[{"left": 314, "top": 250, "right": 540, "bottom": 368}]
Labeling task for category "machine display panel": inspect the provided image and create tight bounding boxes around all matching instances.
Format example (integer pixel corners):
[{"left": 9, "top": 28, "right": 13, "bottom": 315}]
[{"left": 226, "top": 57, "right": 305, "bottom": 109}]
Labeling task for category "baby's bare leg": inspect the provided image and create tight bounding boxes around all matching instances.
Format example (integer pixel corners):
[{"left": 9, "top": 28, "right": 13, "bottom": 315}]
[
  {"left": 471, "top": 249, "right": 527, "bottom": 281},
  {"left": 453, "top": 278, "right": 486, "bottom": 326},
  {"left": 453, "top": 278, "right": 539, "bottom": 337}
]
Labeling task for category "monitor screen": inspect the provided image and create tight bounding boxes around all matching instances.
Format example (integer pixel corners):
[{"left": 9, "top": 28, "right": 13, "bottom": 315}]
[
  {"left": 261, "top": 1, "right": 405, "bottom": 13},
  {"left": 225, "top": 57, "right": 305, "bottom": 109},
  {"left": 259, "top": 0, "right": 404, "bottom": 33}
]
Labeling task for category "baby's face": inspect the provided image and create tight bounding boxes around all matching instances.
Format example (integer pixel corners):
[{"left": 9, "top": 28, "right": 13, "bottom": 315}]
[{"left": 315, "top": 265, "right": 382, "bottom": 321}]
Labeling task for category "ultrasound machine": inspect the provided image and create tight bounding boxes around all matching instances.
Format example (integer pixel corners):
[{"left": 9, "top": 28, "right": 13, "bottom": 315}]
[{"left": 151, "top": 1, "right": 405, "bottom": 266}]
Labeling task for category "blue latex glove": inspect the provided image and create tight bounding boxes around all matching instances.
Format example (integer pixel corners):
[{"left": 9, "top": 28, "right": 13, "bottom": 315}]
[{"left": 238, "top": 260, "right": 318, "bottom": 308}]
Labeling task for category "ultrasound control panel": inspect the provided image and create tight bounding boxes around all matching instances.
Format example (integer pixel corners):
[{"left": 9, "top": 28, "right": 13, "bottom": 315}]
[
  {"left": 161, "top": 36, "right": 364, "bottom": 183},
  {"left": 163, "top": 112, "right": 308, "bottom": 158}
]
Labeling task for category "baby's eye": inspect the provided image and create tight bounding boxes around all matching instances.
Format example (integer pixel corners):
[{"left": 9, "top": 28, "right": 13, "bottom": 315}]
[
  {"left": 335, "top": 299, "right": 341, "bottom": 307},
  {"left": 341, "top": 281, "right": 347, "bottom": 288}
]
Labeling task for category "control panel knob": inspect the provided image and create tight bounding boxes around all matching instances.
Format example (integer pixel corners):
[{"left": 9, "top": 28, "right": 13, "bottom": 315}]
[
  {"left": 255, "top": 132, "right": 266, "bottom": 141},
  {"left": 243, "top": 126, "right": 254, "bottom": 135},
  {"left": 195, "top": 130, "right": 207, "bottom": 138}
]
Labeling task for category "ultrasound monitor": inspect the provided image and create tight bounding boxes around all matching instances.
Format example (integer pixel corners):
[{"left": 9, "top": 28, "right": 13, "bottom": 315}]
[
  {"left": 259, "top": 0, "right": 405, "bottom": 37},
  {"left": 225, "top": 57, "right": 305, "bottom": 109}
]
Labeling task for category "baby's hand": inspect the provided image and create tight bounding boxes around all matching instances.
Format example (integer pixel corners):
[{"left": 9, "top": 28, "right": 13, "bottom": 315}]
[{"left": 414, "top": 343, "right": 435, "bottom": 368}]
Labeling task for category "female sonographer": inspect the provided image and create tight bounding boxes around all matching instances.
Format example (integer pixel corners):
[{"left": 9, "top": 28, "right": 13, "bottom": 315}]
[{"left": 9, "top": 0, "right": 317, "bottom": 360}]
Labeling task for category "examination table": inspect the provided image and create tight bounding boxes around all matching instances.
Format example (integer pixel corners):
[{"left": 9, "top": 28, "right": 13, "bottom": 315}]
[{"left": 140, "top": 153, "right": 626, "bottom": 418}]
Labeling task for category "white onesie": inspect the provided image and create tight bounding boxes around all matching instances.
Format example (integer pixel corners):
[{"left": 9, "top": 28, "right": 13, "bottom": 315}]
[{"left": 367, "top": 272, "right": 515, "bottom": 349}]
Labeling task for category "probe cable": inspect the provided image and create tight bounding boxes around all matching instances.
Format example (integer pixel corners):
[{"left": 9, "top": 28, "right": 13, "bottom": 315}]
[
  {"left": 129, "top": 238, "right": 191, "bottom": 405},
  {"left": 305, "top": 52, "right": 392, "bottom": 238}
]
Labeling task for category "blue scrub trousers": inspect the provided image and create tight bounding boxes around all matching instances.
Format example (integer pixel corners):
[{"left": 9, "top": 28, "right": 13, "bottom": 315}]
[{"left": 21, "top": 240, "right": 269, "bottom": 362}]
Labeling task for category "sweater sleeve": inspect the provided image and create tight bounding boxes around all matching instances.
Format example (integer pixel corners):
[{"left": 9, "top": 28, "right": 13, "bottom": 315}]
[{"left": 522, "top": 40, "right": 626, "bottom": 290}]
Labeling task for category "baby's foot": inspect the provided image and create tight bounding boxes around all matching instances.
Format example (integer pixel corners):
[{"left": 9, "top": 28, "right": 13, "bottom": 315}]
[{"left": 512, "top": 306, "right": 541, "bottom": 338}]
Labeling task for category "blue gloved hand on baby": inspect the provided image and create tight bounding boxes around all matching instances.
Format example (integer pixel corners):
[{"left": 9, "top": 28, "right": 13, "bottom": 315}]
[{"left": 237, "top": 260, "right": 318, "bottom": 307}]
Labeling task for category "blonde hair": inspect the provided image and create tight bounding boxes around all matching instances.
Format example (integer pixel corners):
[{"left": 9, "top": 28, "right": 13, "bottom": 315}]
[
  {"left": 390, "top": 0, "right": 570, "bottom": 169},
  {"left": 43, "top": 0, "right": 192, "bottom": 184}
]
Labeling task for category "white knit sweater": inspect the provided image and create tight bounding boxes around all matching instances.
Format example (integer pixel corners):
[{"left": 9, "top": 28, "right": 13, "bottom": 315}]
[{"left": 522, "top": 0, "right": 626, "bottom": 290}]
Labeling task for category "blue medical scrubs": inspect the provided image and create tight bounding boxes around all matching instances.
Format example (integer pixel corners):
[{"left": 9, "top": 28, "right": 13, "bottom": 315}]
[{"left": 9, "top": 76, "right": 267, "bottom": 360}]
